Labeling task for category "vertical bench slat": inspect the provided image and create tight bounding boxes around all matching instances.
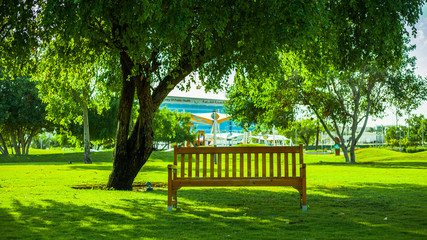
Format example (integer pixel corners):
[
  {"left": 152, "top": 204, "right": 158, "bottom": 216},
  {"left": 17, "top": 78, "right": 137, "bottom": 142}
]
[
  {"left": 225, "top": 154, "right": 229, "bottom": 178},
  {"left": 255, "top": 153, "right": 259, "bottom": 177},
  {"left": 247, "top": 153, "right": 251, "bottom": 177},
  {"left": 292, "top": 153, "right": 296, "bottom": 177},
  {"left": 277, "top": 153, "right": 281, "bottom": 177},
  {"left": 269, "top": 152, "right": 274, "bottom": 177},
  {"left": 284, "top": 153, "right": 289, "bottom": 177},
  {"left": 195, "top": 154, "right": 200, "bottom": 178},
  {"left": 232, "top": 154, "right": 237, "bottom": 177},
  {"left": 173, "top": 146, "right": 178, "bottom": 179},
  {"left": 299, "top": 145, "right": 304, "bottom": 164},
  {"left": 203, "top": 153, "right": 207, "bottom": 177},
  {"left": 188, "top": 154, "right": 192, "bottom": 178},
  {"left": 262, "top": 153, "right": 266, "bottom": 177},
  {"left": 210, "top": 153, "right": 215, "bottom": 178},
  {"left": 181, "top": 153, "right": 185, "bottom": 178},
  {"left": 240, "top": 153, "right": 244, "bottom": 177},
  {"left": 218, "top": 153, "right": 222, "bottom": 178}
]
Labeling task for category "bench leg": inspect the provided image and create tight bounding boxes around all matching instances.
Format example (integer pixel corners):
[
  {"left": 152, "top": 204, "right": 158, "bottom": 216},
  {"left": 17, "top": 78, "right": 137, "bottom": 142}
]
[
  {"left": 300, "top": 163, "right": 307, "bottom": 211},
  {"left": 173, "top": 190, "right": 178, "bottom": 208},
  {"left": 167, "top": 187, "right": 173, "bottom": 211}
]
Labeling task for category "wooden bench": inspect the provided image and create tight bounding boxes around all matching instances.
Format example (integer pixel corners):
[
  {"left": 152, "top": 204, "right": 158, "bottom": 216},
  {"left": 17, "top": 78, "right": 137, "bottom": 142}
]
[{"left": 167, "top": 145, "right": 307, "bottom": 211}]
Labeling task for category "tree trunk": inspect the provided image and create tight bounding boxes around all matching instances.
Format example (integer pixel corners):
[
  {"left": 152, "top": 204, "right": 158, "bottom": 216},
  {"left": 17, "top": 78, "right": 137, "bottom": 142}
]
[
  {"left": 25, "top": 132, "right": 34, "bottom": 155},
  {"left": 20, "top": 129, "right": 26, "bottom": 155},
  {"left": 107, "top": 76, "right": 155, "bottom": 190},
  {"left": 107, "top": 50, "right": 143, "bottom": 190},
  {"left": 11, "top": 133, "right": 21, "bottom": 155},
  {"left": 315, "top": 124, "right": 319, "bottom": 151},
  {"left": 106, "top": 44, "right": 198, "bottom": 190},
  {"left": 83, "top": 97, "right": 92, "bottom": 164},
  {"left": 0, "top": 133, "right": 9, "bottom": 155},
  {"left": 341, "top": 145, "right": 350, "bottom": 163}
]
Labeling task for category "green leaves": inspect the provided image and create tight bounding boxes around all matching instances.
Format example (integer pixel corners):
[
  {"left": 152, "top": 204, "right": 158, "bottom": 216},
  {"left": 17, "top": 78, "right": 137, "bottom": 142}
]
[{"left": 153, "top": 107, "right": 194, "bottom": 144}]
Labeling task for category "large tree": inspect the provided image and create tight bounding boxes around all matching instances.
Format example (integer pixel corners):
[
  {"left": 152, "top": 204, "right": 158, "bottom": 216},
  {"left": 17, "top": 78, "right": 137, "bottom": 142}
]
[
  {"left": 35, "top": 48, "right": 112, "bottom": 164},
  {"left": 226, "top": 0, "right": 426, "bottom": 163},
  {"left": 1, "top": 1, "right": 317, "bottom": 189}
]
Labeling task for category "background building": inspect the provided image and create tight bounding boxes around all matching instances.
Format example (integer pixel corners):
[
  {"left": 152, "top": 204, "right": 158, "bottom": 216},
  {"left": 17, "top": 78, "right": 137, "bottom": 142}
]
[{"left": 160, "top": 96, "right": 244, "bottom": 135}]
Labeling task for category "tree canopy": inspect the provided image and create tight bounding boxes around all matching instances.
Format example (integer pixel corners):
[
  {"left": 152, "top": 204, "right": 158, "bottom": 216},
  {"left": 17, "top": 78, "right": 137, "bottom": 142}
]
[
  {"left": 1, "top": 0, "right": 321, "bottom": 189},
  {"left": 0, "top": 72, "right": 50, "bottom": 155},
  {"left": 3, "top": 0, "right": 426, "bottom": 187},
  {"left": 225, "top": 0, "right": 427, "bottom": 163}
]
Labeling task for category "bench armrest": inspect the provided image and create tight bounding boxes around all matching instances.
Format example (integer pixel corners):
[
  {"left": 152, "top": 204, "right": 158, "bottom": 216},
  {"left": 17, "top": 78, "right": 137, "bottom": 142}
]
[{"left": 168, "top": 165, "right": 177, "bottom": 169}]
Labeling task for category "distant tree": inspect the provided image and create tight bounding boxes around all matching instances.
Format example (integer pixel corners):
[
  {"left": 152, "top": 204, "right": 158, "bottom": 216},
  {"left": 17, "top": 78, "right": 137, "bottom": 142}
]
[
  {"left": 405, "top": 114, "right": 427, "bottom": 144},
  {"left": 153, "top": 107, "right": 194, "bottom": 150},
  {"left": 281, "top": 119, "right": 318, "bottom": 151},
  {"left": 0, "top": 74, "right": 50, "bottom": 155}
]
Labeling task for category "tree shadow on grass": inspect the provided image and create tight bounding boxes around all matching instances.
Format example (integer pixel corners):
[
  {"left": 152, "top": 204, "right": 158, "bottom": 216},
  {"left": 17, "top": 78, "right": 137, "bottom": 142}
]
[
  {"left": 3, "top": 182, "right": 426, "bottom": 239},
  {"left": 157, "top": 183, "right": 427, "bottom": 239}
]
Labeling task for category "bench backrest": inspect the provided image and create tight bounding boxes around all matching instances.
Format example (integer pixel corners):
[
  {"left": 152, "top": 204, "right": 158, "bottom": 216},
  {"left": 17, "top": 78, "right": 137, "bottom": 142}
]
[{"left": 173, "top": 145, "right": 304, "bottom": 179}]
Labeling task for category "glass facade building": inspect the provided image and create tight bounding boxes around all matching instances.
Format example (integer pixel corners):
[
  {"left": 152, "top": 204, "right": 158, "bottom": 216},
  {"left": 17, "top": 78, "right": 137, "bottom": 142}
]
[{"left": 160, "top": 96, "right": 244, "bottom": 134}]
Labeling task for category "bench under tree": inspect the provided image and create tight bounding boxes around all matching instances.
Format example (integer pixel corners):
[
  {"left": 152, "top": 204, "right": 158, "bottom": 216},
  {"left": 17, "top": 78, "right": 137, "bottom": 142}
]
[{"left": 167, "top": 145, "right": 307, "bottom": 211}]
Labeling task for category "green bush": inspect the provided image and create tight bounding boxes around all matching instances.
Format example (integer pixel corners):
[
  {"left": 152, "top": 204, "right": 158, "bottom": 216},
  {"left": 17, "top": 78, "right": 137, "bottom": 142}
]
[
  {"left": 406, "top": 146, "right": 427, "bottom": 153},
  {"left": 387, "top": 139, "right": 399, "bottom": 147}
]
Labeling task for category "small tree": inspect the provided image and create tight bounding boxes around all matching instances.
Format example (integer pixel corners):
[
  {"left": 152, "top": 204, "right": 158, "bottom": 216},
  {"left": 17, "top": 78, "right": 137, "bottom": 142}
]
[
  {"left": 406, "top": 114, "right": 427, "bottom": 144},
  {"left": 153, "top": 107, "right": 194, "bottom": 150},
  {"left": 281, "top": 119, "right": 318, "bottom": 151},
  {"left": 0, "top": 74, "right": 50, "bottom": 155}
]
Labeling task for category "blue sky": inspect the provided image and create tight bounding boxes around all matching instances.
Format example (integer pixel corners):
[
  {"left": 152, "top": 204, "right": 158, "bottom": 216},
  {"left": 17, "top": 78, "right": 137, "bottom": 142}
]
[{"left": 170, "top": 6, "right": 427, "bottom": 127}]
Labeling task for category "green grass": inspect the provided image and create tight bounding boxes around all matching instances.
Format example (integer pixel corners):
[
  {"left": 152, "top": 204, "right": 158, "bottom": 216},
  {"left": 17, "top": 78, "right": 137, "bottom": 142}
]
[{"left": 0, "top": 148, "right": 426, "bottom": 239}]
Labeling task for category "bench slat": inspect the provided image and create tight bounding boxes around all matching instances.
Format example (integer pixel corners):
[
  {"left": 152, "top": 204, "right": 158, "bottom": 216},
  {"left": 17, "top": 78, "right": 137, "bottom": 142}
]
[
  {"left": 247, "top": 153, "right": 251, "bottom": 177},
  {"left": 240, "top": 153, "right": 244, "bottom": 177},
  {"left": 225, "top": 154, "right": 229, "bottom": 178},
  {"left": 232, "top": 154, "right": 236, "bottom": 177},
  {"left": 203, "top": 153, "right": 207, "bottom": 177},
  {"left": 255, "top": 153, "right": 259, "bottom": 177},
  {"left": 218, "top": 153, "right": 222, "bottom": 178},
  {"left": 175, "top": 146, "right": 302, "bottom": 154},
  {"left": 188, "top": 154, "right": 192, "bottom": 178},
  {"left": 285, "top": 153, "right": 289, "bottom": 177},
  {"left": 270, "top": 152, "right": 274, "bottom": 177},
  {"left": 195, "top": 154, "right": 200, "bottom": 178},
  {"left": 262, "top": 153, "right": 266, "bottom": 177},
  {"left": 181, "top": 153, "right": 185, "bottom": 178},
  {"left": 292, "top": 153, "right": 296, "bottom": 177},
  {"left": 173, "top": 177, "right": 302, "bottom": 187},
  {"left": 210, "top": 153, "right": 215, "bottom": 178}
]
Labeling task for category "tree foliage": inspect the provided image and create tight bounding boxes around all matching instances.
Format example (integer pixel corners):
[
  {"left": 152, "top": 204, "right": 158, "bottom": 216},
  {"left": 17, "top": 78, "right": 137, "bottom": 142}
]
[
  {"left": 0, "top": 73, "right": 50, "bottom": 155},
  {"left": 153, "top": 107, "right": 194, "bottom": 149},
  {"left": 22, "top": 0, "right": 317, "bottom": 190},
  {"left": 226, "top": 0, "right": 426, "bottom": 163},
  {"left": 281, "top": 119, "right": 320, "bottom": 151}
]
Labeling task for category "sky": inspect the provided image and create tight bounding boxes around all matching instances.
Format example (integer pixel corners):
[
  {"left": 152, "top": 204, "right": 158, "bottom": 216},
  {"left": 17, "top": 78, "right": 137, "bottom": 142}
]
[{"left": 169, "top": 6, "right": 427, "bottom": 127}]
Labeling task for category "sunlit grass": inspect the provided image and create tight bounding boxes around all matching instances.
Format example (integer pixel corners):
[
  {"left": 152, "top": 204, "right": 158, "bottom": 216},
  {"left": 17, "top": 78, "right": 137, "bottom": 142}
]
[{"left": 0, "top": 148, "right": 426, "bottom": 239}]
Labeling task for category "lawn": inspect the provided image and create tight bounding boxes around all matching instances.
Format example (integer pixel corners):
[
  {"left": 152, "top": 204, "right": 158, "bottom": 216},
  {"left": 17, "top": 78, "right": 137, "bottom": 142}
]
[{"left": 0, "top": 148, "right": 426, "bottom": 239}]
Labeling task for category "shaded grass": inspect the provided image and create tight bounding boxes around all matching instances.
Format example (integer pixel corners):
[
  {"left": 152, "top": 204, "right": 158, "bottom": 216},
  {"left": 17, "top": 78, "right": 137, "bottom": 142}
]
[{"left": 0, "top": 148, "right": 426, "bottom": 239}]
